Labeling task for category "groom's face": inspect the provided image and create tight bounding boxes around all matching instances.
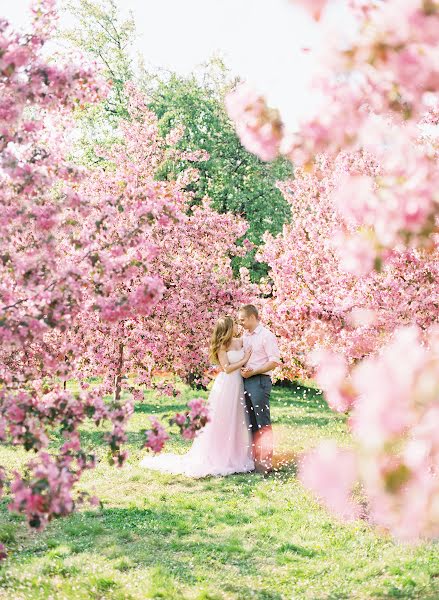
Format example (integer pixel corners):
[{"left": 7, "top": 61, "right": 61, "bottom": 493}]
[{"left": 238, "top": 311, "right": 252, "bottom": 331}]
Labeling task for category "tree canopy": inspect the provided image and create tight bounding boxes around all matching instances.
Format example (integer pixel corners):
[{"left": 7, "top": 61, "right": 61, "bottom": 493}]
[{"left": 63, "top": 0, "right": 293, "bottom": 280}]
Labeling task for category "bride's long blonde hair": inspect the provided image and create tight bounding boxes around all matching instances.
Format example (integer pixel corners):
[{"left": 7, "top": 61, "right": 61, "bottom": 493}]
[{"left": 209, "top": 316, "right": 235, "bottom": 364}]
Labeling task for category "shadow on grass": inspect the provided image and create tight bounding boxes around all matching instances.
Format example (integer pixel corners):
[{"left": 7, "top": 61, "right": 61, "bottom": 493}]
[
  {"left": 275, "top": 414, "right": 343, "bottom": 428},
  {"left": 272, "top": 383, "right": 328, "bottom": 409},
  {"left": 134, "top": 401, "right": 185, "bottom": 415},
  {"left": 0, "top": 477, "right": 307, "bottom": 600},
  {"left": 271, "top": 385, "right": 347, "bottom": 431}
]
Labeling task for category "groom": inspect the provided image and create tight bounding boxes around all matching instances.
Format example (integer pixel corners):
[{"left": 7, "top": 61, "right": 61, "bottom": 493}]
[{"left": 238, "top": 305, "right": 281, "bottom": 474}]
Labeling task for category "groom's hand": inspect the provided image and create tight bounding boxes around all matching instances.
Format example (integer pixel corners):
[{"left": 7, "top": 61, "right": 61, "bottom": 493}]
[{"left": 241, "top": 367, "right": 254, "bottom": 379}]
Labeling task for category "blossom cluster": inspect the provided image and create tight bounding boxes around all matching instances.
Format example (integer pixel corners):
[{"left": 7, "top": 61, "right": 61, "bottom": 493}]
[
  {"left": 260, "top": 154, "right": 439, "bottom": 381},
  {"left": 144, "top": 417, "right": 170, "bottom": 454},
  {"left": 300, "top": 326, "right": 439, "bottom": 541},
  {"left": 170, "top": 398, "right": 210, "bottom": 440},
  {"left": 226, "top": 1, "right": 439, "bottom": 269}
]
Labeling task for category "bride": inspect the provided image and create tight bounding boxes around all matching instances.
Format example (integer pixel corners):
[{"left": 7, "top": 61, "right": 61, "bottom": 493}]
[{"left": 139, "top": 316, "right": 255, "bottom": 477}]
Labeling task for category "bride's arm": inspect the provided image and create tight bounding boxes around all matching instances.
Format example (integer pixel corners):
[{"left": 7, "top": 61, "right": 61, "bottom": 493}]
[{"left": 218, "top": 348, "right": 252, "bottom": 374}]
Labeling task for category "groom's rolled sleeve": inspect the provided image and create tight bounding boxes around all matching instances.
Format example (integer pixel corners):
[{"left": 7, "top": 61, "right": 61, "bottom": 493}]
[{"left": 263, "top": 332, "right": 281, "bottom": 365}]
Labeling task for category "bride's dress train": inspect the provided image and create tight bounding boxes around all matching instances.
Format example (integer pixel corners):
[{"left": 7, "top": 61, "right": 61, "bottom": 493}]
[{"left": 140, "top": 349, "right": 254, "bottom": 477}]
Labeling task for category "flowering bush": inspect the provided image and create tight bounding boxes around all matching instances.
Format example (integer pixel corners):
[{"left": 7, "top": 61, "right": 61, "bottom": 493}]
[
  {"left": 144, "top": 417, "right": 170, "bottom": 454},
  {"left": 169, "top": 398, "right": 210, "bottom": 441}
]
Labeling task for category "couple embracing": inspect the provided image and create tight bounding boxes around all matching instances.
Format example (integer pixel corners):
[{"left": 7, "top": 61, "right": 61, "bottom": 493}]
[{"left": 140, "top": 305, "right": 281, "bottom": 477}]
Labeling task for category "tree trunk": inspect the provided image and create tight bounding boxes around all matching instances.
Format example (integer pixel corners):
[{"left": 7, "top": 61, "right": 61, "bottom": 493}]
[
  {"left": 114, "top": 342, "right": 124, "bottom": 402},
  {"left": 183, "top": 370, "right": 207, "bottom": 390}
]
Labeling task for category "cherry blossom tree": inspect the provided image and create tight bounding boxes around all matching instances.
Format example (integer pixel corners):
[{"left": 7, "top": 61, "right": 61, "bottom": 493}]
[
  {"left": 66, "top": 84, "right": 257, "bottom": 403},
  {"left": 227, "top": 0, "right": 439, "bottom": 270},
  {"left": 260, "top": 153, "right": 439, "bottom": 384},
  {"left": 0, "top": 0, "right": 134, "bottom": 542},
  {"left": 226, "top": 0, "right": 439, "bottom": 540},
  {"left": 0, "top": 2, "right": 251, "bottom": 549}
]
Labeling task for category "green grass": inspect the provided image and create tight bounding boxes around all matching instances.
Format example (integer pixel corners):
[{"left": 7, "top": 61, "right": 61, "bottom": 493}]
[{"left": 0, "top": 383, "right": 437, "bottom": 599}]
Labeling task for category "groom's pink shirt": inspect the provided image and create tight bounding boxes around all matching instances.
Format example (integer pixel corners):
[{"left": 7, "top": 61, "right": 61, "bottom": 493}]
[{"left": 243, "top": 324, "right": 281, "bottom": 376}]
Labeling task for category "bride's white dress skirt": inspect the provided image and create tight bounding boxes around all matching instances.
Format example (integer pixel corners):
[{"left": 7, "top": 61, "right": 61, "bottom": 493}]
[{"left": 140, "top": 350, "right": 254, "bottom": 478}]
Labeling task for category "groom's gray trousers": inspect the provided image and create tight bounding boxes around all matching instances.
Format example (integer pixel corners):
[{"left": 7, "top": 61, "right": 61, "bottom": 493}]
[{"left": 243, "top": 375, "right": 272, "bottom": 434}]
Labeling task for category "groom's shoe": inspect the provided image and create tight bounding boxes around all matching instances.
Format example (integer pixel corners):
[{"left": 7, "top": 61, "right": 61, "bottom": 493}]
[{"left": 254, "top": 462, "right": 272, "bottom": 476}]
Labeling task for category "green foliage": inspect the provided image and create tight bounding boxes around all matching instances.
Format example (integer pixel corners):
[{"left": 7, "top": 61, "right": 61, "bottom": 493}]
[
  {"left": 62, "top": 0, "right": 135, "bottom": 165},
  {"left": 63, "top": 0, "right": 134, "bottom": 119},
  {"left": 63, "top": 1, "right": 292, "bottom": 280},
  {"left": 146, "top": 68, "right": 293, "bottom": 280}
]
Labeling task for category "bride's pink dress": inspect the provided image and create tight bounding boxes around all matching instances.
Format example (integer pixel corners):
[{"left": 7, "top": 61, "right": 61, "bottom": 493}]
[{"left": 139, "top": 349, "right": 254, "bottom": 477}]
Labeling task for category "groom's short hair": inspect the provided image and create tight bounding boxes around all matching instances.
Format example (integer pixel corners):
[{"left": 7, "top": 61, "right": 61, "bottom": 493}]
[{"left": 240, "top": 304, "right": 259, "bottom": 319}]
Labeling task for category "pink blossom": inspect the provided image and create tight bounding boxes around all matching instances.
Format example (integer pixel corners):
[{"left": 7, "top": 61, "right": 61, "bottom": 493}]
[
  {"left": 299, "top": 441, "right": 361, "bottom": 520},
  {"left": 336, "top": 233, "right": 376, "bottom": 276},
  {"left": 170, "top": 398, "right": 210, "bottom": 440},
  {"left": 332, "top": 175, "right": 377, "bottom": 227},
  {"left": 2, "top": 46, "right": 29, "bottom": 69},
  {"left": 225, "top": 83, "right": 283, "bottom": 162},
  {"left": 174, "top": 413, "right": 187, "bottom": 426},
  {"left": 144, "top": 418, "right": 169, "bottom": 454},
  {"left": 182, "top": 428, "right": 196, "bottom": 440},
  {"left": 293, "top": 0, "right": 328, "bottom": 21},
  {"left": 351, "top": 327, "right": 425, "bottom": 448},
  {"left": 312, "top": 350, "right": 356, "bottom": 413}
]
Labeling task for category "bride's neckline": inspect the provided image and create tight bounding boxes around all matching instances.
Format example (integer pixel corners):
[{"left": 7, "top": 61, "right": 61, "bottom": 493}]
[{"left": 225, "top": 337, "right": 243, "bottom": 354}]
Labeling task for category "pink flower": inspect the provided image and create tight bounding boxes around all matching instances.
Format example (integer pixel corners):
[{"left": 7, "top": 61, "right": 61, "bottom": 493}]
[
  {"left": 351, "top": 327, "right": 425, "bottom": 448},
  {"left": 332, "top": 175, "right": 377, "bottom": 226},
  {"left": 7, "top": 405, "right": 25, "bottom": 423},
  {"left": 9, "top": 452, "right": 78, "bottom": 530},
  {"left": 299, "top": 441, "right": 361, "bottom": 521},
  {"left": 174, "top": 413, "right": 186, "bottom": 426},
  {"left": 132, "top": 389, "right": 144, "bottom": 402},
  {"left": 182, "top": 428, "right": 196, "bottom": 440},
  {"left": 187, "top": 398, "right": 204, "bottom": 417},
  {"left": 311, "top": 350, "right": 356, "bottom": 413},
  {"left": 170, "top": 398, "right": 210, "bottom": 441},
  {"left": 144, "top": 417, "right": 169, "bottom": 454},
  {"left": 225, "top": 84, "right": 283, "bottom": 162},
  {"left": 292, "top": 0, "right": 328, "bottom": 21},
  {"left": 336, "top": 233, "right": 376, "bottom": 277},
  {"left": 2, "top": 46, "right": 30, "bottom": 69}
]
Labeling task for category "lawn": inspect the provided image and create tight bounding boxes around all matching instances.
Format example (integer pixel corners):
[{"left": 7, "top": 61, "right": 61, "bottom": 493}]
[{"left": 0, "top": 383, "right": 437, "bottom": 599}]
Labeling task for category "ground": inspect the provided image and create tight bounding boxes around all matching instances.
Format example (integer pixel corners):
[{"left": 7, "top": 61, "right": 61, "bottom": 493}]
[{"left": 0, "top": 382, "right": 438, "bottom": 599}]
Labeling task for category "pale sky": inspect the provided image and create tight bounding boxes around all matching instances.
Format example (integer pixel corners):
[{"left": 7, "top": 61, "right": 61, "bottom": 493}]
[{"left": 2, "top": 0, "right": 352, "bottom": 129}]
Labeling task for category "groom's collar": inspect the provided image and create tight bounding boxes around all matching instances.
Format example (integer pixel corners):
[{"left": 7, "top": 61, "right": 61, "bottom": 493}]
[{"left": 247, "top": 323, "right": 263, "bottom": 336}]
